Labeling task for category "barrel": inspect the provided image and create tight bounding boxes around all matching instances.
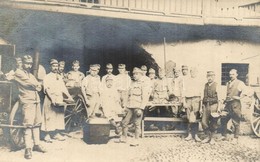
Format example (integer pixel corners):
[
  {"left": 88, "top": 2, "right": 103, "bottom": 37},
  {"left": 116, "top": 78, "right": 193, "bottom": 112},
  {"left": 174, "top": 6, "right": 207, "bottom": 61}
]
[{"left": 83, "top": 117, "right": 110, "bottom": 144}]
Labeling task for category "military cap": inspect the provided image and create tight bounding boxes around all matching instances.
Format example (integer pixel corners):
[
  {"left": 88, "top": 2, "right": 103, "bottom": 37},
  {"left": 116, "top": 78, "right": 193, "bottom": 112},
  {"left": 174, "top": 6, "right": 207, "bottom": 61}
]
[
  {"left": 174, "top": 67, "right": 181, "bottom": 72},
  {"left": 182, "top": 65, "right": 188, "bottom": 70},
  {"left": 22, "top": 55, "right": 33, "bottom": 64},
  {"left": 207, "top": 71, "right": 215, "bottom": 76},
  {"left": 141, "top": 65, "right": 147, "bottom": 71},
  {"left": 105, "top": 75, "right": 114, "bottom": 81},
  {"left": 106, "top": 63, "right": 113, "bottom": 69},
  {"left": 148, "top": 68, "right": 155, "bottom": 74},
  {"left": 132, "top": 67, "right": 142, "bottom": 74},
  {"left": 96, "top": 64, "right": 101, "bottom": 70},
  {"left": 59, "top": 61, "right": 65, "bottom": 66},
  {"left": 15, "top": 57, "right": 22, "bottom": 63},
  {"left": 118, "top": 64, "right": 126, "bottom": 69},
  {"left": 72, "top": 60, "right": 80, "bottom": 65},
  {"left": 90, "top": 64, "right": 98, "bottom": 71},
  {"left": 190, "top": 67, "right": 198, "bottom": 72},
  {"left": 50, "top": 59, "right": 58, "bottom": 65}
]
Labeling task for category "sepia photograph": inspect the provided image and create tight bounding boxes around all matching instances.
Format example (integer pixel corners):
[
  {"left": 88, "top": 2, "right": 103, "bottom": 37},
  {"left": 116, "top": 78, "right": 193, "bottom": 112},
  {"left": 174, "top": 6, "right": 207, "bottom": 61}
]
[{"left": 0, "top": 0, "right": 259, "bottom": 161}]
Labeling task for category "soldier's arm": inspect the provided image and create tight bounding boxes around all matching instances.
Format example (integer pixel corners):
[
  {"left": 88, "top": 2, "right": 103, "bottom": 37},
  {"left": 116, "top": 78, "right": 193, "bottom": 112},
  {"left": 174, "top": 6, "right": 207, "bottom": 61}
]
[
  {"left": 141, "top": 83, "right": 150, "bottom": 110},
  {"left": 15, "top": 70, "right": 40, "bottom": 90}
]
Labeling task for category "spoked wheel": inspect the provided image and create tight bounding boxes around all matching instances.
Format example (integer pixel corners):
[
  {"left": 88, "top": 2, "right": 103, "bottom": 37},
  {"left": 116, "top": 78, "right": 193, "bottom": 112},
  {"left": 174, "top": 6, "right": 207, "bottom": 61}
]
[
  {"left": 9, "top": 101, "right": 25, "bottom": 150},
  {"left": 65, "top": 95, "right": 87, "bottom": 132},
  {"left": 251, "top": 103, "right": 260, "bottom": 137}
]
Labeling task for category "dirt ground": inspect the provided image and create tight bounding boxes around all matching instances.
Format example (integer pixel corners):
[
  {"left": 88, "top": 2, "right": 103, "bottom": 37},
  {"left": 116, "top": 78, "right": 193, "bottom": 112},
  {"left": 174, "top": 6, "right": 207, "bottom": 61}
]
[{"left": 0, "top": 129, "right": 259, "bottom": 162}]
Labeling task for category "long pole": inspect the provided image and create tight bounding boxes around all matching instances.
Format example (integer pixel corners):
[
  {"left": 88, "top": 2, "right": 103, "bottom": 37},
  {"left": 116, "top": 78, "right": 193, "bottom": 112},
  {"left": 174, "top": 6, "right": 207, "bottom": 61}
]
[{"left": 163, "top": 37, "right": 166, "bottom": 70}]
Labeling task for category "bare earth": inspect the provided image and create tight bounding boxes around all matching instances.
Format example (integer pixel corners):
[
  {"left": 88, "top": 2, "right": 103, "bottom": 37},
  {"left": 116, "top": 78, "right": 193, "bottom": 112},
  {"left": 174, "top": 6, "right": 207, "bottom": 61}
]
[{"left": 0, "top": 130, "right": 259, "bottom": 162}]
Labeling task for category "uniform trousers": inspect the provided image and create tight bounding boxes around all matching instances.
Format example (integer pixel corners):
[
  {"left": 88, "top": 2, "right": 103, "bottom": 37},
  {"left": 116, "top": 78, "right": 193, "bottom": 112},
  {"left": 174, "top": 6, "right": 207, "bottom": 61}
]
[
  {"left": 122, "top": 108, "right": 143, "bottom": 139},
  {"left": 201, "top": 103, "right": 218, "bottom": 136},
  {"left": 21, "top": 102, "right": 41, "bottom": 148},
  {"left": 221, "top": 100, "right": 241, "bottom": 138}
]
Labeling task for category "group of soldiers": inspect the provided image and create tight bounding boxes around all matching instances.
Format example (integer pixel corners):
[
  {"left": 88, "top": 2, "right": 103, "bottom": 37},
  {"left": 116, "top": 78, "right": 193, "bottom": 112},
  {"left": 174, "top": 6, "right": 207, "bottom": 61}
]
[{"left": 4, "top": 55, "right": 249, "bottom": 159}]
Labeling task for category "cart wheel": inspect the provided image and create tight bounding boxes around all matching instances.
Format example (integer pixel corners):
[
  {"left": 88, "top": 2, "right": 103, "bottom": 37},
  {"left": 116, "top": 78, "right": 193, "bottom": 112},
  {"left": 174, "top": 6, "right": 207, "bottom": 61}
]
[
  {"left": 9, "top": 101, "right": 25, "bottom": 150},
  {"left": 65, "top": 95, "right": 87, "bottom": 132}
]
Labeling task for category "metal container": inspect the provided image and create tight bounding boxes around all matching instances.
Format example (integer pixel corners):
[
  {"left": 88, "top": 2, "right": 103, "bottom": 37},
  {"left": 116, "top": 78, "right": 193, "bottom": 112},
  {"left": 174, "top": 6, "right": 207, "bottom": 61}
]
[{"left": 83, "top": 117, "right": 110, "bottom": 144}]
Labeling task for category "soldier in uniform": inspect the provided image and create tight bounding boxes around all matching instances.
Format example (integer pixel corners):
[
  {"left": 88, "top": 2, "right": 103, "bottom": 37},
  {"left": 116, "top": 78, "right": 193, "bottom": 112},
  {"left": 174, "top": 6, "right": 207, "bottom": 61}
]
[
  {"left": 201, "top": 71, "right": 220, "bottom": 144},
  {"left": 100, "top": 76, "right": 122, "bottom": 134},
  {"left": 220, "top": 69, "right": 246, "bottom": 144},
  {"left": 171, "top": 67, "right": 184, "bottom": 116},
  {"left": 120, "top": 67, "right": 149, "bottom": 146},
  {"left": 101, "top": 63, "right": 115, "bottom": 88},
  {"left": 58, "top": 61, "right": 67, "bottom": 81},
  {"left": 115, "top": 64, "right": 131, "bottom": 109},
  {"left": 81, "top": 65, "right": 101, "bottom": 117},
  {"left": 66, "top": 60, "right": 85, "bottom": 88},
  {"left": 42, "top": 59, "right": 74, "bottom": 142},
  {"left": 14, "top": 55, "right": 46, "bottom": 159},
  {"left": 141, "top": 65, "right": 152, "bottom": 95},
  {"left": 152, "top": 68, "right": 171, "bottom": 104},
  {"left": 183, "top": 67, "right": 202, "bottom": 142}
]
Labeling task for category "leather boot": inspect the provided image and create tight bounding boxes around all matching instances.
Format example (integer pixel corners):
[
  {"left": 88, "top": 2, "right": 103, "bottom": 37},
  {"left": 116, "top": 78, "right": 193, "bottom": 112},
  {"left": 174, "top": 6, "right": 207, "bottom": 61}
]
[{"left": 24, "top": 148, "right": 32, "bottom": 159}]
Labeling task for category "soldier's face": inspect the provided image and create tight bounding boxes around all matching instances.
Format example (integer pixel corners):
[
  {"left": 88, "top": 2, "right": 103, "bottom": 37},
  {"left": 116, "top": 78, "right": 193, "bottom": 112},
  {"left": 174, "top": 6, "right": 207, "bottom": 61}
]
[
  {"left": 118, "top": 68, "right": 125, "bottom": 74},
  {"left": 51, "top": 64, "right": 59, "bottom": 73},
  {"left": 90, "top": 70, "right": 98, "bottom": 76},
  {"left": 207, "top": 75, "right": 215, "bottom": 83},
  {"left": 190, "top": 70, "right": 197, "bottom": 78},
  {"left": 16, "top": 61, "right": 23, "bottom": 69},
  {"left": 72, "top": 64, "right": 80, "bottom": 71},
  {"left": 158, "top": 72, "right": 165, "bottom": 79},
  {"left": 182, "top": 69, "right": 188, "bottom": 75},
  {"left": 59, "top": 65, "right": 65, "bottom": 72},
  {"left": 174, "top": 71, "right": 180, "bottom": 78},
  {"left": 106, "top": 80, "right": 113, "bottom": 88},
  {"left": 133, "top": 73, "right": 141, "bottom": 80},
  {"left": 229, "top": 71, "right": 238, "bottom": 81},
  {"left": 142, "top": 70, "right": 147, "bottom": 76},
  {"left": 149, "top": 73, "right": 155, "bottom": 79},
  {"left": 106, "top": 68, "right": 113, "bottom": 74},
  {"left": 23, "top": 62, "right": 32, "bottom": 71}
]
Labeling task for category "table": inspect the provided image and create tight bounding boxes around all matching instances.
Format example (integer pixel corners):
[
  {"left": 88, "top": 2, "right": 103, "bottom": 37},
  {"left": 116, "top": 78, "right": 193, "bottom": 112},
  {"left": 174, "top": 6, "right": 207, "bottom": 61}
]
[{"left": 141, "top": 102, "right": 188, "bottom": 137}]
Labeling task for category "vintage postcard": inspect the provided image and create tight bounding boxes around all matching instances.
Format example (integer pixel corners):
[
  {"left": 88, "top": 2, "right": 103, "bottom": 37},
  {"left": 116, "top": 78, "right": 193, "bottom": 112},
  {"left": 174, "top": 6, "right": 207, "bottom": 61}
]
[{"left": 0, "top": 0, "right": 259, "bottom": 162}]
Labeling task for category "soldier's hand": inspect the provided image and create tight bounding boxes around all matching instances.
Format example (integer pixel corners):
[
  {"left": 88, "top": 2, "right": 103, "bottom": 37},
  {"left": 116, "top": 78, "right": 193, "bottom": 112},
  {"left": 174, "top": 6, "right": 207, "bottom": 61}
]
[
  {"left": 36, "top": 84, "right": 42, "bottom": 91},
  {"left": 135, "top": 109, "right": 143, "bottom": 117}
]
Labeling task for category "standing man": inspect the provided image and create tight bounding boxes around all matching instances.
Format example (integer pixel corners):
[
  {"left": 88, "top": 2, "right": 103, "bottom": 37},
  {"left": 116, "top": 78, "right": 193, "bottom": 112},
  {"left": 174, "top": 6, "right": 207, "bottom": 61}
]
[
  {"left": 101, "top": 63, "right": 115, "bottom": 88},
  {"left": 66, "top": 60, "right": 85, "bottom": 88},
  {"left": 14, "top": 55, "right": 46, "bottom": 159},
  {"left": 115, "top": 64, "right": 131, "bottom": 109},
  {"left": 183, "top": 67, "right": 202, "bottom": 142},
  {"left": 81, "top": 65, "right": 101, "bottom": 117},
  {"left": 152, "top": 68, "right": 171, "bottom": 104},
  {"left": 42, "top": 59, "right": 74, "bottom": 142},
  {"left": 171, "top": 67, "right": 184, "bottom": 116},
  {"left": 220, "top": 69, "right": 246, "bottom": 144},
  {"left": 141, "top": 65, "right": 152, "bottom": 95},
  {"left": 121, "top": 67, "right": 149, "bottom": 146},
  {"left": 201, "top": 71, "right": 220, "bottom": 144}
]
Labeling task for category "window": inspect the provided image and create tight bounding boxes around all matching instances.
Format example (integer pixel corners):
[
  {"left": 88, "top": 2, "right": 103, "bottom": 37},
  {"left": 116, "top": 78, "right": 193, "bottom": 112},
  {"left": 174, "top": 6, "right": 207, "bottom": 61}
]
[{"left": 221, "top": 63, "right": 249, "bottom": 85}]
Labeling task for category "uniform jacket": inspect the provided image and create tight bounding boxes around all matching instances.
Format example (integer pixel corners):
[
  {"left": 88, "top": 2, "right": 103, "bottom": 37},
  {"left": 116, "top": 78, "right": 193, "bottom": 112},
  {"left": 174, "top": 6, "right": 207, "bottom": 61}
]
[
  {"left": 127, "top": 79, "right": 149, "bottom": 110},
  {"left": 14, "top": 69, "right": 41, "bottom": 104},
  {"left": 81, "top": 75, "right": 101, "bottom": 96}
]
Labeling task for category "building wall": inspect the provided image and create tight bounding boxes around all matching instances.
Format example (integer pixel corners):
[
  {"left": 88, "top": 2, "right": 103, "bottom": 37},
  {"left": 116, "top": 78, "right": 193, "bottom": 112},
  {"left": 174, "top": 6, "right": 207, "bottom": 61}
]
[{"left": 143, "top": 40, "right": 260, "bottom": 99}]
